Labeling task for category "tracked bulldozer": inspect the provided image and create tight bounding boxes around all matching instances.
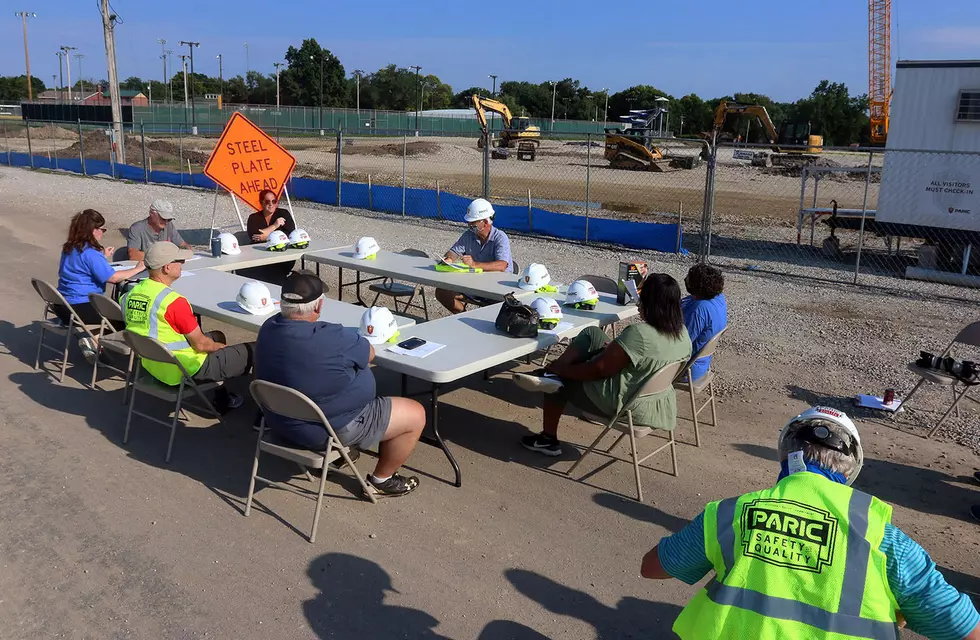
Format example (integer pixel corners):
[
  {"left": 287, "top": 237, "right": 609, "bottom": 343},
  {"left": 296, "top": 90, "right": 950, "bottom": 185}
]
[{"left": 604, "top": 107, "right": 699, "bottom": 172}]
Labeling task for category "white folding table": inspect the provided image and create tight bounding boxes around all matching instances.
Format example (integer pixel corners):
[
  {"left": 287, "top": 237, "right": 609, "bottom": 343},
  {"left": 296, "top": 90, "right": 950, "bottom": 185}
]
[
  {"left": 371, "top": 302, "right": 601, "bottom": 486},
  {"left": 303, "top": 247, "right": 531, "bottom": 305},
  {"left": 170, "top": 268, "right": 415, "bottom": 333},
  {"left": 183, "top": 238, "right": 346, "bottom": 273}
]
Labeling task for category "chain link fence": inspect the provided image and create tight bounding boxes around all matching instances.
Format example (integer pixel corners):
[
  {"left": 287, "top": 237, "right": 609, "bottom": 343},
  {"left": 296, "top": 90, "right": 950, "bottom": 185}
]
[{"left": 2, "top": 118, "right": 980, "bottom": 302}]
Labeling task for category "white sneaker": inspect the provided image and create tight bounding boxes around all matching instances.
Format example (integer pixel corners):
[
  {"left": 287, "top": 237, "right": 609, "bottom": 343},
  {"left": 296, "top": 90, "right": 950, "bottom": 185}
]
[
  {"left": 78, "top": 337, "right": 97, "bottom": 365},
  {"left": 512, "top": 370, "right": 564, "bottom": 394}
]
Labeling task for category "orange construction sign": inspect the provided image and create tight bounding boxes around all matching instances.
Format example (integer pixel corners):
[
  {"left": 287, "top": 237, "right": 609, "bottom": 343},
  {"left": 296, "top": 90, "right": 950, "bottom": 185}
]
[{"left": 203, "top": 112, "right": 296, "bottom": 212}]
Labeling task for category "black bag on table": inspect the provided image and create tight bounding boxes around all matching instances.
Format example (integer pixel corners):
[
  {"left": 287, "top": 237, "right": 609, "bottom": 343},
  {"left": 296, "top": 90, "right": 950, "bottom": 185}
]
[{"left": 495, "top": 293, "right": 539, "bottom": 338}]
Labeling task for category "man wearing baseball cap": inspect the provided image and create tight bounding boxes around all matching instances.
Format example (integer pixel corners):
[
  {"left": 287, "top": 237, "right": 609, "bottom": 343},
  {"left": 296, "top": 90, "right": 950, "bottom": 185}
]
[
  {"left": 435, "top": 197, "right": 513, "bottom": 314},
  {"left": 255, "top": 270, "right": 424, "bottom": 498},
  {"left": 124, "top": 241, "right": 254, "bottom": 413},
  {"left": 127, "top": 199, "right": 192, "bottom": 261}
]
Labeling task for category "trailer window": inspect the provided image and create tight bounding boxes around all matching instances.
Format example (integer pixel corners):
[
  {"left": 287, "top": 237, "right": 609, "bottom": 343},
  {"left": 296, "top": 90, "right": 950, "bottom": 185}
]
[{"left": 957, "top": 91, "right": 980, "bottom": 122}]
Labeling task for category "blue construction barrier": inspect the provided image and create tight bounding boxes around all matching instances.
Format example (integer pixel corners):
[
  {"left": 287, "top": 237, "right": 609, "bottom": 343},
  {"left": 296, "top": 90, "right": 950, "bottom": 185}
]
[{"left": 0, "top": 151, "right": 682, "bottom": 252}]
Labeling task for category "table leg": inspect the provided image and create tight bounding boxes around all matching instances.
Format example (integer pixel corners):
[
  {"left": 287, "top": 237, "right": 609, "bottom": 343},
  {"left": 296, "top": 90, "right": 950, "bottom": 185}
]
[
  {"left": 337, "top": 267, "right": 343, "bottom": 301},
  {"left": 355, "top": 270, "right": 366, "bottom": 306},
  {"left": 418, "top": 383, "right": 462, "bottom": 487}
]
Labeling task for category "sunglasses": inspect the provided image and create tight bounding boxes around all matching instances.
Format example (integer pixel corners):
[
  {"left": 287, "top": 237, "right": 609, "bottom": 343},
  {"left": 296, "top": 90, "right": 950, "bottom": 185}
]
[
  {"left": 262, "top": 199, "right": 277, "bottom": 205},
  {"left": 96, "top": 227, "right": 107, "bottom": 232}
]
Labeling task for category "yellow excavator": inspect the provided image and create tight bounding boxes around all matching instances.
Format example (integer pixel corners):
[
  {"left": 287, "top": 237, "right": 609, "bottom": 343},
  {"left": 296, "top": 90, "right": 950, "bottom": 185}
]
[
  {"left": 471, "top": 95, "right": 541, "bottom": 149},
  {"left": 710, "top": 101, "right": 823, "bottom": 167}
]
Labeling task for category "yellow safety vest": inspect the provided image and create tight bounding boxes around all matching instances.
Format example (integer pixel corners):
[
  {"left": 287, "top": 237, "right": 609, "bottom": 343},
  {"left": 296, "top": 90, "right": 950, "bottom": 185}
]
[
  {"left": 673, "top": 472, "right": 899, "bottom": 640},
  {"left": 124, "top": 278, "right": 207, "bottom": 385}
]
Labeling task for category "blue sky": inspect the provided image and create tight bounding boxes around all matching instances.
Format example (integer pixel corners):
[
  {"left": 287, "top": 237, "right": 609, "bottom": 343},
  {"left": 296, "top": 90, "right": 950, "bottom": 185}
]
[{"left": 4, "top": 0, "right": 979, "bottom": 101}]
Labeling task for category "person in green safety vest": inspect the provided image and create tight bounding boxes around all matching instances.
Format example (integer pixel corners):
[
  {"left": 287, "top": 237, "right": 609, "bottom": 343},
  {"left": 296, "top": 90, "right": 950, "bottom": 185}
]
[
  {"left": 124, "top": 242, "right": 255, "bottom": 413},
  {"left": 641, "top": 406, "right": 980, "bottom": 640}
]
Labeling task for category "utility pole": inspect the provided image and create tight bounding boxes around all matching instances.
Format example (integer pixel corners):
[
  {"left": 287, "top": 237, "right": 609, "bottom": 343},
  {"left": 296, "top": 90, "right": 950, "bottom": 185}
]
[
  {"left": 488, "top": 74, "right": 497, "bottom": 97},
  {"left": 601, "top": 87, "right": 609, "bottom": 125},
  {"left": 165, "top": 50, "right": 173, "bottom": 102},
  {"left": 354, "top": 69, "right": 364, "bottom": 116},
  {"left": 179, "top": 54, "right": 189, "bottom": 112},
  {"left": 179, "top": 40, "right": 199, "bottom": 126},
  {"left": 319, "top": 53, "right": 324, "bottom": 132},
  {"left": 100, "top": 0, "right": 124, "bottom": 163},
  {"left": 157, "top": 38, "right": 167, "bottom": 102},
  {"left": 15, "top": 12, "right": 37, "bottom": 101},
  {"left": 56, "top": 50, "right": 64, "bottom": 100},
  {"left": 410, "top": 65, "right": 421, "bottom": 134},
  {"left": 244, "top": 42, "right": 249, "bottom": 79},
  {"left": 216, "top": 53, "right": 223, "bottom": 101},
  {"left": 60, "top": 45, "right": 76, "bottom": 100},
  {"left": 549, "top": 80, "right": 557, "bottom": 131},
  {"left": 273, "top": 62, "right": 284, "bottom": 109},
  {"left": 74, "top": 53, "right": 85, "bottom": 97}
]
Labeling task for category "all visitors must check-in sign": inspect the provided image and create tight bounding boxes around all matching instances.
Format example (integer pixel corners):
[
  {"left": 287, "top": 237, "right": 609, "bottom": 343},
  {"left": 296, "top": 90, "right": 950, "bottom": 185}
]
[{"left": 203, "top": 112, "right": 297, "bottom": 212}]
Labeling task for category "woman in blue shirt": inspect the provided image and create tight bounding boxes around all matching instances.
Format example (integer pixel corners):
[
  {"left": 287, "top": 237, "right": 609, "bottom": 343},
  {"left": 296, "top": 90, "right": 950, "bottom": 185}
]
[{"left": 56, "top": 210, "right": 145, "bottom": 357}]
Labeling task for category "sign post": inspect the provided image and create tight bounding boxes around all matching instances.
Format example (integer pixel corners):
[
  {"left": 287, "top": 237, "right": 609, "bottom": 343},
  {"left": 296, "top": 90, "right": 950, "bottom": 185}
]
[{"left": 203, "top": 112, "right": 297, "bottom": 232}]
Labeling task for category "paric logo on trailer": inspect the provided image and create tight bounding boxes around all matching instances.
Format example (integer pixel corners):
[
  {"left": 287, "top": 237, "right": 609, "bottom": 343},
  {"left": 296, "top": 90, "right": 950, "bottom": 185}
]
[{"left": 203, "top": 112, "right": 297, "bottom": 212}]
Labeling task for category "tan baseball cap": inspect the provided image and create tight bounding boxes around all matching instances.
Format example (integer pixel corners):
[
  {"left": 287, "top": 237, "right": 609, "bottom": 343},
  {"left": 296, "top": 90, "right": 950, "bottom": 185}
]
[
  {"left": 145, "top": 241, "right": 193, "bottom": 269},
  {"left": 150, "top": 199, "right": 175, "bottom": 220}
]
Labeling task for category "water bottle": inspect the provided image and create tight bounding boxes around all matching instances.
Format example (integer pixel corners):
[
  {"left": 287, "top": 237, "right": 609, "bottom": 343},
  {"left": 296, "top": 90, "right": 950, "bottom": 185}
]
[{"left": 211, "top": 236, "right": 221, "bottom": 258}]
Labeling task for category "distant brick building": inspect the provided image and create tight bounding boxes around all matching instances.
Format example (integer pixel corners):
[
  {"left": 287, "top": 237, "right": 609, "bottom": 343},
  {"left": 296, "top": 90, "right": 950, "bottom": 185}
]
[{"left": 81, "top": 88, "right": 148, "bottom": 107}]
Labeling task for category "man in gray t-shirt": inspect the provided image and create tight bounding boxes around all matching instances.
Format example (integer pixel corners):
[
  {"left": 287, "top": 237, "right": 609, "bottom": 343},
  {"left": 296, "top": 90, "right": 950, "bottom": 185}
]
[{"left": 127, "top": 199, "right": 191, "bottom": 261}]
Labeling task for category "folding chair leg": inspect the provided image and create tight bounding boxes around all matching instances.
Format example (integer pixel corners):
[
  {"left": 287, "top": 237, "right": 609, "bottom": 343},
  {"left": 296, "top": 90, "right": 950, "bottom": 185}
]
[
  {"left": 421, "top": 290, "right": 430, "bottom": 321},
  {"left": 369, "top": 290, "right": 382, "bottom": 308},
  {"left": 689, "top": 386, "right": 701, "bottom": 448},
  {"left": 90, "top": 345, "right": 100, "bottom": 390},
  {"left": 308, "top": 447, "right": 331, "bottom": 544},
  {"left": 708, "top": 380, "right": 718, "bottom": 427},
  {"left": 568, "top": 425, "right": 612, "bottom": 475},
  {"left": 34, "top": 323, "right": 44, "bottom": 371},
  {"left": 669, "top": 430, "right": 678, "bottom": 477},
  {"left": 928, "top": 386, "right": 972, "bottom": 439},
  {"left": 244, "top": 424, "right": 265, "bottom": 517},
  {"left": 59, "top": 326, "right": 71, "bottom": 383},
  {"left": 122, "top": 352, "right": 134, "bottom": 405},
  {"left": 165, "top": 385, "right": 184, "bottom": 463},
  {"left": 606, "top": 433, "right": 627, "bottom": 453},
  {"left": 338, "top": 445, "right": 377, "bottom": 504},
  {"left": 628, "top": 420, "right": 643, "bottom": 502},
  {"left": 952, "top": 387, "right": 960, "bottom": 418},
  {"left": 124, "top": 380, "right": 138, "bottom": 444},
  {"left": 895, "top": 378, "right": 926, "bottom": 413}
]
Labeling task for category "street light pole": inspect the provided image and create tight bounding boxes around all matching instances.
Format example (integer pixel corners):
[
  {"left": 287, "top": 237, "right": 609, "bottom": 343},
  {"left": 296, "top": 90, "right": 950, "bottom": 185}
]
[
  {"left": 244, "top": 42, "right": 249, "bottom": 78},
  {"left": 549, "top": 80, "right": 557, "bottom": 131},
  {"left": 319, "top": 53, "right": 324, "bottom": 132},
  {"left": 164, "top": 50, "right": 173, "bottom": 103},
  {"left": 354, "top": 69, "right": 364, "bottom": 116},
  {"left": 14, "top": 12, "right": 37, "bottom": 101},
  {"left": 216, "top": 53, "right": 223, "bottom": 102},
  {"left": 157, "top": 38, "right": 166, "bottom": 101},
  {"left": 179, "top": 40, "right": 199, "bottom": 125},
  {"left": 179, "top": 54, "right": 189, "bottom": 113},
  {"left": 488, "top": 74, "right": 497, "bottom": 97},
  {"left": 409, "top": 65, "right": 421, "bottom": 134},
  {"left": 273, "top": 62, "right": 283, "bottom": 110},
  {"left": 74, "top": 53, "right": 85, "bottom": 97},
  {"left": 601, "top": 87, "right": 609, "bottom": 125},
  {"left": 60, "top": 45, "right": 76, "bottom": 100}
]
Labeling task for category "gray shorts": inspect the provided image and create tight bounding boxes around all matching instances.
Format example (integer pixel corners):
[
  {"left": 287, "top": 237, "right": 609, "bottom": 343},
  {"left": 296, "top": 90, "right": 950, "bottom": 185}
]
[{"left": 335, "top": 396, "right": 392, "bottom": 449}]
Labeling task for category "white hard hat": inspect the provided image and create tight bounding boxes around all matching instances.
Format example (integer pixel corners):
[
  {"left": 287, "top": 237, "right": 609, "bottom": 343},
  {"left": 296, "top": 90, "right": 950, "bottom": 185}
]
[
  {"left": 288, "top": 228, "right": 311, "bottom": 248},
  {"left": 465, "top": 198, "right": 495, "bottom": 222},
  {"left": 518, "top": 263, "right": 551, "bottom": 291},
  {"left": 236, "top": 280, "right": 276, "bottom": 315},
  {"left": 358, "top": 306, "right": 400, "bottom": 344},
  {"left": 217, "top": 232, "right": 241, "bottom": 256},
  {"left": 565, "top": 279, "right": 600, "bottom": 308},
  {"left": 777, "top": 406, "right": 864, "bottom": 485},
  {"left": 266, "top": 230, "right": 289, "bottom": 251},
  {"left": 530, "top": 296, "right": 563, "bottom": 328},
  {"left": 353, "top": 236, "right": 380, "bottom": 260}
]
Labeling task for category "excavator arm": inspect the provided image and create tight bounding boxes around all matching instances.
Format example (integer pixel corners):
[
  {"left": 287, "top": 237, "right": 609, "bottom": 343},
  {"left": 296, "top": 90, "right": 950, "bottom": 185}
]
[
  {"left": 712, "top": 100, "right": 779, "bottom": 145},
  {"left": 471, "top": 95, "right": 514, "bottom": 135}
]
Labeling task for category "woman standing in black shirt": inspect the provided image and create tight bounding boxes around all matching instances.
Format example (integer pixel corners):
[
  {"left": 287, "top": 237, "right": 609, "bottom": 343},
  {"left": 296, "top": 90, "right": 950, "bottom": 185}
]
[{"left": 247, "top": 189, "right": 296, "bottom": 243}]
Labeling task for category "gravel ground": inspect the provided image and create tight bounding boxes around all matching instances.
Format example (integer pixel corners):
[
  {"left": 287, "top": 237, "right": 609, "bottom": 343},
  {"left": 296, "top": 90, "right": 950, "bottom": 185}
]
[{"left": 1, "top": 164, "right": 978, "bottom": 639}]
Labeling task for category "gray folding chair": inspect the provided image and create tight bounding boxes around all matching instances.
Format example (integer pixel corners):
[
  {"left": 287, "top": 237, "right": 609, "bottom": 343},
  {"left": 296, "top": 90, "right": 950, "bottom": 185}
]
[
  {"left": 901, "top": 321, "right": 980, "bottom": 438},
  {"left": 673, "top": 327, "right": 727, "bottom": 448},
  {"left": 568, "top": 359, "right": 688, "bottom": 502},
  {"left": 87, "top": 293, "right": 135, "bottom": 399},
  {"left": 463, "top": 259, "right": 520, "bottom": 310},
  {"left": 30, "top": 278, "right": 102, "bottom": 383},
  {"left": 247, "top": 380, "right": 376, "bottom": 543},
  {"left": 122, "top": 331, "right": 222, "bottom": 463},
  {"left": 368, "top": 248, "right": 431, "bottom": 321}
]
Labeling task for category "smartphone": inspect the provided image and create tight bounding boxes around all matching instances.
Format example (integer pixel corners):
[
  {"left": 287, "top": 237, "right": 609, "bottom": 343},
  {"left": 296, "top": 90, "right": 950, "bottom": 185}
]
[{"left": 397, "top": 337, "right": 427, "bottom": 350}]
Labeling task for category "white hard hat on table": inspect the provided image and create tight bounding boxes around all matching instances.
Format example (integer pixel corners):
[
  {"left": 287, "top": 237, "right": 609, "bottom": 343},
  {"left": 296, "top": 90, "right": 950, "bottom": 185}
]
[
  {"left": 354, "top": 237, "right": 380, "bottom": 260},
  {"left": 358, "top": 306, "right": 400, "bottom": 344},
  {"left": 518, "top": 263, "right": 552, "bottom": 291},
  {"left": 236, "top": 280, "right": 277, "bottom": 315},
  {"left": 217, "top": 232, "right": 241, "bottom": 255}
]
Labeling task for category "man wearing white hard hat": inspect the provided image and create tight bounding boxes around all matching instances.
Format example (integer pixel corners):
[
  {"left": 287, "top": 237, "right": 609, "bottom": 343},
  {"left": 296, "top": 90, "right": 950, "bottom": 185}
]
[
  {"left": 127, "top": 199, "right": 192, "bottom": 261},
  {"left": 255, "top": 271, "right": 424, "bottom": 498},
  {"left": 435, "top": 198, "right": 513, "bottom": 314},
  {"left": 124, "top": 242, "right": 255, "bottom": 413},
  {"left": 642, "top": 406, "right": 980, "bottom": 640}
]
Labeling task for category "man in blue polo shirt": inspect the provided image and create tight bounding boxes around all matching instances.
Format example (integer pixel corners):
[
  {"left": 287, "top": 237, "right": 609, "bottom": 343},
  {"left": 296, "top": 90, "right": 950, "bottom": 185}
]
[{"left": 435, "top": 198, "right": 513, "bottom": 314}]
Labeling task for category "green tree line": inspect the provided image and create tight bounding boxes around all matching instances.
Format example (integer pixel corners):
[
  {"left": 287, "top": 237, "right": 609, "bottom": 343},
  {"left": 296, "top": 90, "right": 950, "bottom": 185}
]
[{"left": 0, "top": 37, "right": 871, "bottom": 144}]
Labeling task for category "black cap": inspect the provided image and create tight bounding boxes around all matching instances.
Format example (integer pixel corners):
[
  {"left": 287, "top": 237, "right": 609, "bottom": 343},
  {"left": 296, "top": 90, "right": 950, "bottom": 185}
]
[{"left": 281, "top": 270, "right": 323, "bottom": 304}]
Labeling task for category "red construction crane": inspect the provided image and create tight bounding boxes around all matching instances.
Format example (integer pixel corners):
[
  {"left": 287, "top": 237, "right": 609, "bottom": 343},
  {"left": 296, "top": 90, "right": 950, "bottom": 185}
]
[{"left": 869, "top": 0, "right": 891, "bottom": 145}]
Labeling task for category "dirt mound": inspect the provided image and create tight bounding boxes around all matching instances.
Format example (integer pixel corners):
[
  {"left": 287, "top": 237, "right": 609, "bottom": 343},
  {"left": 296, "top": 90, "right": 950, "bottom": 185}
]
[
  {"left": 55, "top": 131, "right": 209, "bottom": 166},
  {"left": 16, "top": 123, "right": 78, "bottom": 140},
  {"left": 342, "top": 141, "right": 440, "bottom": 157},
  {"left": 762, "top": 157, "right": 841, "bottom": 178}
]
